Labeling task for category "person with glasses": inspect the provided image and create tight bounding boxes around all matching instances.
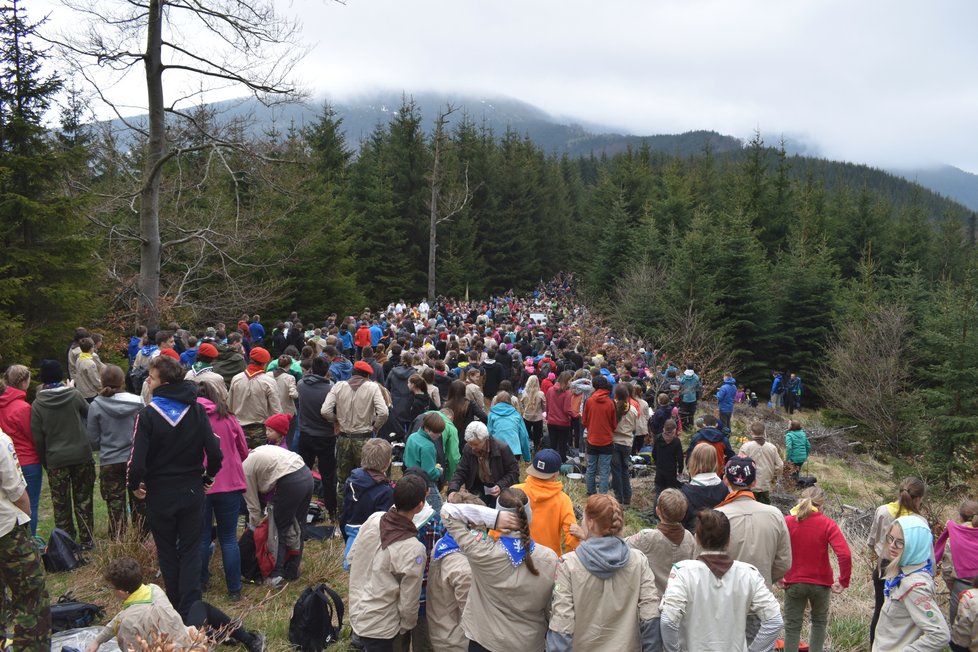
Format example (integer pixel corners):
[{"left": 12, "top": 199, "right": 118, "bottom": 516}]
[
  {"left": 872, "top": 516, "right": 949, "bottom": 651},
  {"left": 867, "top": 477, "right": 927, "bottom": 645}
]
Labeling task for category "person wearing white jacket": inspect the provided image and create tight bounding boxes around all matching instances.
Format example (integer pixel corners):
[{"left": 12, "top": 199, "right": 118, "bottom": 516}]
[{"left": 660, "top": 509, "right": 783, "bottom": 652}]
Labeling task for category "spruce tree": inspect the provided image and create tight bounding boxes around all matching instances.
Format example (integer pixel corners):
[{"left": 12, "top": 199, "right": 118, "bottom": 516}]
[{"left": 0, "top": 1, "right": 94, "bottom": 360}]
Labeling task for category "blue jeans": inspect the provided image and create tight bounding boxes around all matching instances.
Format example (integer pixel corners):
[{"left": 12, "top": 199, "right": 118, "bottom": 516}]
[
  {"left": 610, "top": 444, "right": 632, "bottom": 504},
  {"left": 21, "top": 463, "right": 42, "bottom": 536},
  {"left": 200, "top": 491, "right": 243, "bottom": 594},
  {"left": 586, "top": 453, "right": 612, "bottom": 495}
]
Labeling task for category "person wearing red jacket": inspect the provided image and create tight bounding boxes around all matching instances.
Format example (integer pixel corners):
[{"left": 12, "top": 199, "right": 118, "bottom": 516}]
[
  {"left": 354, "top": 322, "right": 372, "bottom": 361},
  {"left": 781, "top": 486, "right": 852, "bottom": 652},
  {"left": 583, "top": 376, "right": 617, "bottom": 496},
  {"left": 545, "top": 371, "right": 574, "bottom": 463},
  {"left": 0, "top": 365, "right": 41, "bottom": 536}
]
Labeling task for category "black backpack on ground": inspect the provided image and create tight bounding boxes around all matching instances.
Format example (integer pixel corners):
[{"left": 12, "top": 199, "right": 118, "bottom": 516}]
[
  {"left": 42, "top": 528, "right": 85, "bottom": 573},
  {"left": 288, "top": 583, "right": 344, "bottom": 651},
  {"left": 50, "top": 593, "right": 104, "bottom": 632}
]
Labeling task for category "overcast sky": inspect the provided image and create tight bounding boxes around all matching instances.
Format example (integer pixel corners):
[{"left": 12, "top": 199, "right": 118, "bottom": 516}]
[{"left": 34, "top": 0, "right": 978, "bottom": 173}]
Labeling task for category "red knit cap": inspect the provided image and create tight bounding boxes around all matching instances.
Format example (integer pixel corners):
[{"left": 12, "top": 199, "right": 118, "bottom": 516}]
[
  {"left": 265, "top": 413, "right": 293, "bottom": 436},
  {"left": 249, "top": 347, "right": 271, "bottom": 365},
  {"left": 353, "top": 360, "right": 373, "bottom": 375},
  {"left": 160, "top": 348, "right": 180, "bottom": 360},
  {"left": 197, "top": 343, "right": 219, "bottom": 360}
]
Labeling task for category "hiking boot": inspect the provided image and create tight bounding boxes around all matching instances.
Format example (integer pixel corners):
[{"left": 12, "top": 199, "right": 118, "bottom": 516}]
[{"left": 264, "top": 575, "right": 283, "bottom": 588}]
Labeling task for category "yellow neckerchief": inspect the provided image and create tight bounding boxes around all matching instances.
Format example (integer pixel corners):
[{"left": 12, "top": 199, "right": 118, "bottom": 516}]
[
  {"left": 122, "top": 584, "right": 153, "bottom": 607},
  {"left": 79, "top": 352, "right": 94, "bottom": 360},
  {"left": 789, "top": 504, "right": 819, "bottom": 517},
  {"left": 885, "top": 501, "right": 914, "bottom": 519}
]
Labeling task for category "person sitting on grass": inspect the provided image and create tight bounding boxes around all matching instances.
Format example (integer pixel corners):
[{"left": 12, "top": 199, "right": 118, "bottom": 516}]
[{"left": 85, "top": 557, "right": 265, "bottom": 652}]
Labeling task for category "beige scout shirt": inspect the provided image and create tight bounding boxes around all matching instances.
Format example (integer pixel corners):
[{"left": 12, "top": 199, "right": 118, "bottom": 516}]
[
  {"left": 347, "top": 510, "right": 426, "bottom": 639},
  {"left": 549, "top": 545, "right": 660, "bottom": 651}
]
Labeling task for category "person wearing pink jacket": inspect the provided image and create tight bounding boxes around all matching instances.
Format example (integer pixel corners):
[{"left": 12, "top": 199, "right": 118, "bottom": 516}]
[{"left": 197, "top": 384, "right": 250, "bottom": 600}]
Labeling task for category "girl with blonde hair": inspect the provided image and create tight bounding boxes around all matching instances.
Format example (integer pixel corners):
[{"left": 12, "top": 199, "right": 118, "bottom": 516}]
[{"left": 781, "top": 486, "right": 852, "bottom": 652}]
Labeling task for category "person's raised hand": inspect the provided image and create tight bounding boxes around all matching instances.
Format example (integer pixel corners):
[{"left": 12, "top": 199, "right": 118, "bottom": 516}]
[{"left": 495, "top": 512, "right": 520, "bottom": 531}]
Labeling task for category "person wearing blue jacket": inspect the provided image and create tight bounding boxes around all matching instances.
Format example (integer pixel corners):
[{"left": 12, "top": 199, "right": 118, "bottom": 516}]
[
  {"left": 715, "top": 373, "right": 737, "bottom": 431},
  {"left": 770, "top": 372, "right": 784, "bottom": 410},
  {"left": 487, "top": 392, "right": 532, "bottom": 461},
  {"left": 337, "top": 323, "right": 354, "bottom": 358}
]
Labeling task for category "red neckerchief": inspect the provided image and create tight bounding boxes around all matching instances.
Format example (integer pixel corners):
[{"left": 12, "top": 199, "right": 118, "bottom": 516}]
[
  {"left": 245, "top": 363, "right": 265, "bottom": 379},
  {"left": 717, "top": 490, "right": 755, "bottom": 508}
]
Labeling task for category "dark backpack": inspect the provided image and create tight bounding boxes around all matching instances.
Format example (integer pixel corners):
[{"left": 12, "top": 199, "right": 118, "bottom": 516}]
[
  {"left": 288, "top": 583, "right": 344, "bottom": 651},
  {"left": 50, "top": 593, "right": 104, "bottom": 632},
  {"left": 42, "top": 528, "right": 85, "bottom": 573},
  {"left": 126, "top": 365, "right": 149, "bottom": 394}
]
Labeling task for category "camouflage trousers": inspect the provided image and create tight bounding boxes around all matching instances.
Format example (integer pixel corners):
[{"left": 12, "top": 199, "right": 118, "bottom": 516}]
[
  {"left": 48, "top": 461, "right": 96, "bottom": 545},
  {"left": 0, "top": 525, "right": 51, "bottom": 651},
  {"left": 242, "top": 423, "right": 266, "bottom": 450},
  {"left": 336, "top": 436, "right": 368, "bottom": 504},
  {"left": 100, "top": 463, "right": 147, "bottom": 539}
]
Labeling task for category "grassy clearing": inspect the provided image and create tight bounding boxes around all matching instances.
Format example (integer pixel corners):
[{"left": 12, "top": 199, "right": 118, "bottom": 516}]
[{"left": 41, "top": 410, "right": 960, "bottom": 652}]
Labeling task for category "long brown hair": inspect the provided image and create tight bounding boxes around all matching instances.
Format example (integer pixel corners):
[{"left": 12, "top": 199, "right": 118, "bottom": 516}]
[
  {"left": 197, "top": 382, "right": 231, "bottom": 419},
  {"left": 444, "top": 380, "right": 471, "bottom": 430},
  {"left": 613, "top": 383, "right": 631, "bottom": 421},
  {"left": 896, "top": 477, "right": 926, "bottom": 515},
  {"left": 497, "top": 488, "right": 539, "bottom": 576}
]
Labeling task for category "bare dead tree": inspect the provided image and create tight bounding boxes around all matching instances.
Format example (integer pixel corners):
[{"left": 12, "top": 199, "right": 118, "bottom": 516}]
[
  {"left": 47, "top": 0, "right": 307, "bottom": 327},
  {"left": 818, "top": 303, "right": 911, "bottom": 453},
  {"left": 427, "top": 104, "right": 473, "bottom": 301},
  {"left": 657, "top": 302, "right": 738, "bottom": 392}
]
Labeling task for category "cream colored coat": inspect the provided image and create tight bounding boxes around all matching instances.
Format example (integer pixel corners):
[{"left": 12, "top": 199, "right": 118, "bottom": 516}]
[
  {"left": 241, "top": 445, "right": 305, "bottom": 527},
  {"left": 716, "top": 495, "right": 792, "bottom": 587},
  {"left": 321, "top": 379, "right": 388, "bottom": 434},
  {"left": 184, "top": 367, "right": 229, "bottom": 403},
  {"left": 426, "top": 548, "right": 471, "bottom": 652},
  {"left": 738, "top": 440, "right": 783, "bottom": 492},
  {"left": 441, "top": 504, "right": 558, "bottom": 652},
  {"left": 872, "top": 570, "right": 949, "bottom": 652},
  {"left": 228, "top": 371, "right": 281, "bottom": 426},
  {"left": 549, "top": 546, "right": 660, "bottom": 651},
  {"left": 347, "top": 510, "right": 426, "bottom": 639},
  {"left": 626, "top": 527, "right": 696, "bottom": 597},
  {"left": 273, "top": 372, "right": 298, "bottom": 415}
]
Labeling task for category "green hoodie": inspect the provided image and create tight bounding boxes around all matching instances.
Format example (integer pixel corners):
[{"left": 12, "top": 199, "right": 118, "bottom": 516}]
[{"left": 30, "top": 386, "right": 93, "bottom": 469}]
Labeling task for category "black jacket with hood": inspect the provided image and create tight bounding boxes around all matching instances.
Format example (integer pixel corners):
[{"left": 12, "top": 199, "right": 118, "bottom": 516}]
[
  {"left": 297, "top": 374, "right": 335, "bottom": 440},
  {"left": 127, "top": 380, "right": 222, "bottom": 493}
]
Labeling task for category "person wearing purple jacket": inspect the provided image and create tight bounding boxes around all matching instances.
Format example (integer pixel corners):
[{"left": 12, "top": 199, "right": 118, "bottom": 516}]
[{"left": 196, "top": 384, "right": 250, "bottom": 600}]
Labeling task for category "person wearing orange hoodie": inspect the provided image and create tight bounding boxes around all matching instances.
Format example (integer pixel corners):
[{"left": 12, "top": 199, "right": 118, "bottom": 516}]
[
  {"left": 584, "top": 376, "right": 617, "bottom": 496},
  {"left": 514, "top": 449, "right": 579, "bottom": 556}
]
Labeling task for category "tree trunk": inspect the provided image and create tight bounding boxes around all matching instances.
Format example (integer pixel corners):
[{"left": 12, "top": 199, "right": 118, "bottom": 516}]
[
  {"left": 138, "top": 0, "right": 165, "bottom": 329},
  {"left": 427, "top": 125, "right": 441, "bottom": 302}
]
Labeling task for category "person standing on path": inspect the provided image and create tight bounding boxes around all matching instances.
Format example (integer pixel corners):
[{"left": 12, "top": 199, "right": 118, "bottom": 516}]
[{"left": 228, "top": 346, "right": 281, "bottom": 449}]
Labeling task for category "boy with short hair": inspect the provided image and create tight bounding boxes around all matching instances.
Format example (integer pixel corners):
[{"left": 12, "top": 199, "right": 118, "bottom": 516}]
[
  {"left": 513, "top": 448, "right": 580, "bottom": 555},
  {"left": 85, "top": 558, "right": 264, "bottom": 652},
  {"left": 626, "top": 488, "right": 695, "bottom": 596},
  {"left": 653, "top": 420, "right": 684, "bottom": 499},
  {"left": 348, "top": 474, "right": 429, "bottom": 652}
]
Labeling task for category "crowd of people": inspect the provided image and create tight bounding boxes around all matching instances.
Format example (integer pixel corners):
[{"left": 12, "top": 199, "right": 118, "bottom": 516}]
[{"left": 0, "top": 275, "right": 973, "bottom": 651}]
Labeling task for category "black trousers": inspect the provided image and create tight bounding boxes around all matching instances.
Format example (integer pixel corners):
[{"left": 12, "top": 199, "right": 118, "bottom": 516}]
[
  {"left": 146, "top": 485, "right": 204, "bottom": 619},
  {"left": 299, "top": 435, "right": 338, "bottom": 516},
  {"left": 272, "top": 467, "right": 314, "bottom": 576},
  {"left": 548, "top": 424, "right": 572, "bottom": 463},
  {"left": 570, "top": 416, "right": 582, "bottom": 449},
  {"left": 870, "top": 558, "right": 889, "bottom": 645},
  {"left": 186, "top": 600, "right": 255, "bottom": 645},
  {"left": 524, "top": 419, "right": 544, "bottom": 450}
]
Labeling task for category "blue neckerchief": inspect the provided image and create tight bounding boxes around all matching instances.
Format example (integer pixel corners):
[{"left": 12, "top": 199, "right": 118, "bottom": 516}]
[
  {"left": 150, "top": 396, "right": 191, "bottom": 427},
  {"left": 140, "top": 344, "right": 159, "bottom": 357},
  {"left": 433, "top": 532, "right": 460, "bottom": 561},
  {"left": 498, "top": 535, "right": 535, "bottom": 567},
  {"left": 884, "top": 558, "right": 934, "bottom": 598}
]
